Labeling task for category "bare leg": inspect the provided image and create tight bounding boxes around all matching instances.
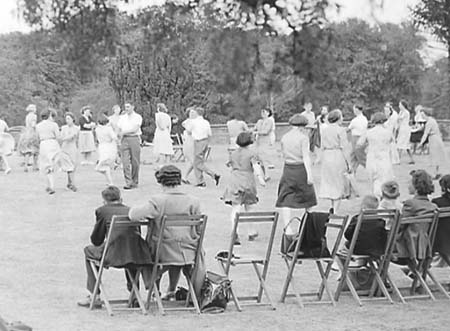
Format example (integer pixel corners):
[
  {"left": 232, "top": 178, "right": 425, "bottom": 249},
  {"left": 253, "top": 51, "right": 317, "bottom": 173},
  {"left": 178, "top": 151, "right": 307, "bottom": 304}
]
[
  {"left": 46, "top": 172, "right": 55, "bottom": 193},
  {"left": 406, "top": 149, "right": 415, "bottom": 164},
  {"left": 24, "top": 154, "right": 30, "bottom": 172},
  {"left": 280, "top": 207, "right": 295, "bottom": 235},
  {"left": 1, "top": 155, "right": 11, "bottom": 174},
  {"left": 244, "top": 204, "right": 258, "bottom": 237}
]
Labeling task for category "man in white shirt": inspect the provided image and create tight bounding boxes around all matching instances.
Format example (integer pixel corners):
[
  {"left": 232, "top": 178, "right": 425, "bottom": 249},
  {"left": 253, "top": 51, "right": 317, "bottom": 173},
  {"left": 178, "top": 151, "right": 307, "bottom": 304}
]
[
  {"left": 187, "top": 107, "right": 220, "bottom": 187},
  {"left": 117, "top": 103, "right": 142, "bottom": 189},
  {"left": 347, "top": 104, "right": 368, "bottom": 173}
]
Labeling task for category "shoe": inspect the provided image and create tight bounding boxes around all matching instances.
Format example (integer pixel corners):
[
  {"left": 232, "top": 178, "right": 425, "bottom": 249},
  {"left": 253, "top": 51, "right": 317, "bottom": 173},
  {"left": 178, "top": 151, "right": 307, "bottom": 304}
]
[
  {"left": 129, "top": 298, "right": 140, "bottom": 308},
  {"left": 248, "top": 233, "right": 259, "bottom": 241},
  {"left": 408, "top": 161, "right": 415, "bottom": 165},
  {"left": 434, "top": 174, "right": 442, "bottom": 180},
  {"left": 161, "top": 291, "right": 176, "bottom": 302},
  {"left": 67, "top": 184, "right": 77, "bottom": 192},
  {"left": 4, "top": 168, "right": 11, "bottom": 175},
  {"left": 329, "top": 208, "right": 334, "bottom": 215},
  {"left": 214, "top": 174, "right": 221, "bottom": 186},
  {"left": 77, "top": 295, "right": 102, "bottom": 308},
  {"left": 268, "top": 164, "right": 275, "bottom": 169},
  {"left": 233, "top": 236, "right": 241, "bottom": 246},
  {"left": 195, "top": 183, "right": 206, "bottom": 188},
  {"left": 45, "top": 187, "right": 55, "bottom": 195},
  {"left": 181, "top": 179, "right": 190, "bottom": 185},
  {"left": 123, "top": 185, "right": 133, "bottom": 190}
]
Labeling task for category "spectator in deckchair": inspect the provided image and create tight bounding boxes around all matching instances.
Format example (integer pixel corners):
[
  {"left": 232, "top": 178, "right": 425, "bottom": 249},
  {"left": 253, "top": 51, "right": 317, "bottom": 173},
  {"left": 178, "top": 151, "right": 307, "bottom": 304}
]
[
  {"left": 379, "top": 180, "right": 402, "bottom": 230},
  {"left": 344, "top": 195, "right": 387, "bottom": 258},
  {"left": 129, "top": 165, "right": 206, "bottom": 301},
  {"left": 431, "top": 175, "right": 450, "bottom": 266},
  {"left": 393, "top": 170, "right": 437, "bottom": 267},
  {"left": 78, "top": 186, "right": 152, "bottom": 308}
]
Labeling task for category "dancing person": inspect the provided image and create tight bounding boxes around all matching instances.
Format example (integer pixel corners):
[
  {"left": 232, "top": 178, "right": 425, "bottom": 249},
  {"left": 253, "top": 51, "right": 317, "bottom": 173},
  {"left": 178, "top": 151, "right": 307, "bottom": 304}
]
[
  {"left": 108, "top": 105, "right": 122, "bottom": 168},
  {"left": 300, "top": 101, "right": 315, "bottom": 127},
  {"left": 418, "top": 107, "right": 447, "bottom": 180},
  {"left": 78, "top": 106, "right": 96, "bottom": 165},
  {"left": 347, "top": 104, "right": 368, "bottom": 174},
  {"left": 384, "top": 102, "right": 400, "bottom": 165},
  {"left": 77, "top": 186, "right": 152, "bottom": 308},
  {"left": 117, "top": 102, "right": 142, "bottom": 190},
  {"left": 0, "top": 114, "right": 13, "bottom": 174},
  {"left": 254, "top": 108, "right": 275, "bottom": 177},
  {"left": 226, "top": 112, "right": 248, "bottom": 152},
  {"left": 314, "top": 106, "right": 329, "bottom": 165},
  {"left": 397, "top": 99, "right": 415, "bottom": 164},
  {"left": 95, "top": 114, "right": 118, "bottom": 186},
  {"left": 181, "top": 107, "right": 196, "bottom": 184},
  {"left": 411, "top": 105, "right": 427, "bottom": 154},
  {"left": 358, "top": 112, "right": 394, "bottom": 199},
  {"left": 129, "top": 165, "right": 206, "bottom": 299},
  {"left": 187, "top": 107, "right": 220, "bottom": 188},
  {"left": 222, "top": 131, "right": 261, "bottom": 245},
  {"left": 394, "top": 170, "right": 437, "bottom": 269},
  {"left": 319, "top": 109, "right": 351, "bottom": 214},
  {"left": 276, "top": 114, "right": 317, "bottom": 236},
  {"left": 60, "top": 112, "right": 79, "bottom": 192},
  {"left": 18, "top": 104, "right": 39, "bottom": 172},
  {"left": 153, "top": 103, "right": 174, "bottom": 164},
  {"left": 36, "top": 109, "right": 75, "bottom": 194},
  {"left": 431, "top": 175, "right": 450, "bottom": 266}
]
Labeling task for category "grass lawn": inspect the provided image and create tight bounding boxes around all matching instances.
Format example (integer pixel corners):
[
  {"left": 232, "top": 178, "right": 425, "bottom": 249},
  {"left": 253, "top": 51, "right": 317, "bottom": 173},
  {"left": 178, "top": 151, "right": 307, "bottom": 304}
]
[{"left": 1, "top": 144, "right": 450, "bottom": 331}]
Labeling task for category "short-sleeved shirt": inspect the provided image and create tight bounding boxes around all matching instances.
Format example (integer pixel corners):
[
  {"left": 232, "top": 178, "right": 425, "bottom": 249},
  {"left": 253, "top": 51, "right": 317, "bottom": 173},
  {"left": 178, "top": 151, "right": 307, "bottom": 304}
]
[
  {"left": 348, "top": 114, "right": 368, "bottom": 137},
  {"left": 0, "top": 119, "right": 8, "bottom": 133},
  {"left": 227, "top": 119, "right": 248, "bottom": 139},
  {"left": 280, "top": 128, "right": 309, "bottom": 164},
  {"left": 117, "top": 112, "right": 142, "bottom": 136},
  {"left": 188, "top": 116, "right": 212, "bottom": 141},
  {"left": 300, "top": 111, "right": 316, "bottom": 127}
]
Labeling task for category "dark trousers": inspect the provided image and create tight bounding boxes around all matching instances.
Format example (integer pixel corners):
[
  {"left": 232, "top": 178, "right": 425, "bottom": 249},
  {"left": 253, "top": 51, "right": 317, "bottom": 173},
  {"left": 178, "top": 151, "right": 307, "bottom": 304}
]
[
  {"left": 120, "top": 136, "right": 141, "bottom": 186},
  {"left": 193, "top": 139, "right": 214, "bottom": 184},
  {"left": 84, "top": 245, "right": 138, "bottom": 293}
]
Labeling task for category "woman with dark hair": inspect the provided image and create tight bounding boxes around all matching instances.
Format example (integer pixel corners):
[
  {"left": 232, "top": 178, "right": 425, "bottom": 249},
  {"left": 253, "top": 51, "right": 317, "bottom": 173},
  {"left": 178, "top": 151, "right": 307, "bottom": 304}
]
[
  {"left": 358, "top": 112, "right": 394, "bottom": 198},
  {"left": 95, "top": 114, "right": 118, "bottom": 185},
  {"left": 78, "top": 106, "right": 96, "bottom": 165},
  {"left": 411, "top": 105, "right": 427, "bottom": 154},
  {"left": 222, "top": 131, "right": 261, "bottom": 244},
  {"left": 383, "top": 102, "right": 400, "bottom": 165},
  {"left": 36, "top": 109, "right": 75, "bottom": 194},
  {"left": 254, "top": 108, "right": 275, "bottom": 175},
  {"left": 60, "top": 112, "right": 79, "bottom": 191},
  {"left": 395, "top": 170, "right": 437, "bottom": 265},
  {"left": 276, "top": 114, "right": 317, "bottom": 236},
  {"left": 431, "top": 175, "right": 450, "bottom": 265},
  {"left": 128, "top": 165, "right": 205, "bottom": 300},
  {"left": 418, "top": 107, "right": 447, "bottom": 179},
  {"left": 226, "top": 111, "right": 248, "bottom": 151},
  {"left": 397, "top": 100, "right": 415, "bottom": 164},
  {"left": 153, "top": 103, "right": 174, "bottom": 164},
  {"left": 319, "top": 109, "right": 351, "bottom": 214}
]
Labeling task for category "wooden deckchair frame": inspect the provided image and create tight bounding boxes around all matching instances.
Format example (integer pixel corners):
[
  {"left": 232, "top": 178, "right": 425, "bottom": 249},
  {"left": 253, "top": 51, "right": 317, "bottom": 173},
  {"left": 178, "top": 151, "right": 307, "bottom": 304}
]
[
  {"left": 88, "top": 215, "right": 152, "bottom": 316},
  {"left": 334, "top": 209, "right": 400, "bottom": 306},
  {"left": 146, "top": 214, "right": 207, "bottom": 315},
  {"left": 216, "top": 211, "right": 279, "bottom": 311},
  {"left": 280, "top": 213, "right": 349, "bottom": 307}
]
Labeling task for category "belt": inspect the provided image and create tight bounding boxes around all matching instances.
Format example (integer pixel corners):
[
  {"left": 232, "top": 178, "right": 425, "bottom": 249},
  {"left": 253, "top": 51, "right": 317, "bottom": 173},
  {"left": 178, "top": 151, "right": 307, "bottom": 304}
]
[
  {"left": 40, "top": 138, "right": 56, "bottom": 142},
  {"left": 194, "top": 138, "right": 208, "bottom": 142},
  {"left": 123, "top": 135, "right": 139, "bottom": 138}
]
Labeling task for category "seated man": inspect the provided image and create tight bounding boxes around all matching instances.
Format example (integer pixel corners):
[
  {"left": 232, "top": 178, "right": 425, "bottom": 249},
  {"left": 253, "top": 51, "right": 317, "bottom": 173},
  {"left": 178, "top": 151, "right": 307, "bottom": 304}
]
[
  {"left": 78, "top": 186, "right": 152, "bottom": 307},
  {"left": 129, "top": 165, "right": 206, "bottom": 301},
  {"left": 344, "top": 195, "right": 387, "bottom": 257}
]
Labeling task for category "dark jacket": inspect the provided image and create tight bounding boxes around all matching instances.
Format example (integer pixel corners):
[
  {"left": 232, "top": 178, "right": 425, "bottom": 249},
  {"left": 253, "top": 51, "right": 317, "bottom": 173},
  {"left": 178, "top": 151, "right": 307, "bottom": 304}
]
[
  {"left": 91, "top": 203, "right": 152, "bottom": 268},
  {"left": 301, "top": 212, "right": 330, "bottom": 257},
  {"left": 396, "top": 195, "right": 437, "bottom": 260},
  {"left": 431, "top": 194, "right": 450, "bottom": 256},
  {"left": 345, "top": 214, "right": 387, "bottom": 257}
]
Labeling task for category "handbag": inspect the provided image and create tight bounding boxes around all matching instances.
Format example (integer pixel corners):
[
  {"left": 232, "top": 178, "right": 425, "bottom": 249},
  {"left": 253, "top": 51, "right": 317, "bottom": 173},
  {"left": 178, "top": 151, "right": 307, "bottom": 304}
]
[{"left": 200, "top": 271, "right": 231, "bottom": 313}]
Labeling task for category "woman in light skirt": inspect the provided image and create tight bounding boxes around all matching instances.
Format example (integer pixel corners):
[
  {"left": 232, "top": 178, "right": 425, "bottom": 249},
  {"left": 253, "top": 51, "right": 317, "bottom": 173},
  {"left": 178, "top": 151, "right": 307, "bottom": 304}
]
[
  {"left": 153, "top": 103, "right": 174, "bottom": 164},
  {"left": 0, "top": 115, "right": 13, "bottom": 174},
  {"left": 18, "top": 104, "right": 40, "bottom": 172},
  {"left": 60, "top": 112, "right": 79, "bottom": 191},
  {"left": 78, "top": 106, "right": 96, "bottom": 165},
  {"left": 181, "top": 107, "right": 196, "bottom": 184},
  {"left": 95, "top": 114, "right": 118, "bottom": 185},
  {"left": 419, "top": 107, "right": 447, "bottom": 179},
  {"left": 397, "top": 99, "right": 415, "bottom": 164}
]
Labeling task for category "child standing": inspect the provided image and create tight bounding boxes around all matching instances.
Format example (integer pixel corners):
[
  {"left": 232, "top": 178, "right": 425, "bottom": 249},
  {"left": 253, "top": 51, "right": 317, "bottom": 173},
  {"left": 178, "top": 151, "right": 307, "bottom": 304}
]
[{"left": 222, "top": 131, "right": 261, "bottom": 245}]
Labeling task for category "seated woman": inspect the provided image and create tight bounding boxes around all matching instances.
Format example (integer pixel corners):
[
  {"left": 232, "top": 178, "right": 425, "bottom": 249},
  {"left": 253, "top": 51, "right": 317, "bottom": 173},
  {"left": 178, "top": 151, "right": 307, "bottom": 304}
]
[
  {"left": 379, "top": 180, "right": 402, "bottom": 230},
  {"left": 394, "top": 170, "right": 437, "bottom": 267},
  {"left": 431, "top": 175, "right": 450, "bottom": 266},
  {"left": 129, "top": 165, "right": 205, "bottom": 300}
]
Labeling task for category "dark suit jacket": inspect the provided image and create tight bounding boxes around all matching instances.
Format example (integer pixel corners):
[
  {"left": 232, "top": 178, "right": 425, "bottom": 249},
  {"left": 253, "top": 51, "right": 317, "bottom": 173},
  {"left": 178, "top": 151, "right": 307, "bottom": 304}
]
[
  {"left": 90, "top": 203, "right": 152, "bottom": 268},
  {"left": 345, "top": 214, "right": 387, "bottom": 257},
  {"left": 431, "top": 194, "right": 450, "bottom": 256},
  {"left": 396, "top": 195, "right": 437, "bottom": 260}
]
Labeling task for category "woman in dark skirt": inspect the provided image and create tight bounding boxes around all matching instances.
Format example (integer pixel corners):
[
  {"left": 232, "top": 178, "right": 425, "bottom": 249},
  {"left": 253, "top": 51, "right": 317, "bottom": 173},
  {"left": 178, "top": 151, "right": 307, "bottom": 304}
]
[{"left": 277, "top": 114, "right": 317, "bottom": 235}]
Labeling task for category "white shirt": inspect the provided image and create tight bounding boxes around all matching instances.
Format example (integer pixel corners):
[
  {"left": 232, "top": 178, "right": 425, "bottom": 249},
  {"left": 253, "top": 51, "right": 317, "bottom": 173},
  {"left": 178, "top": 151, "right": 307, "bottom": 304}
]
[
  {"left": 300, "top": 110, "right": 316, "bottom": 127},
  {"left": 117, "top": 112, "right": 142, "bottom": 136},
  {"left": 348, "top": 114, "right": 368, "bottom": 137},
  {"left": 0, "top": 119, "right": 8, "bottom": 133},
  {"left": 188, "top": 116, "right": 212, "bottom": 141}
]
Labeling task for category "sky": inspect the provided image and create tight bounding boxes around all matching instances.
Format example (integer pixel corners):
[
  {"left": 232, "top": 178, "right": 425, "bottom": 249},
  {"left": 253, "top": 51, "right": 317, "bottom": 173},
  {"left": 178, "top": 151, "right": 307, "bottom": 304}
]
[{"left": 0, "top": 0, "right": 446, "bottom": 61}]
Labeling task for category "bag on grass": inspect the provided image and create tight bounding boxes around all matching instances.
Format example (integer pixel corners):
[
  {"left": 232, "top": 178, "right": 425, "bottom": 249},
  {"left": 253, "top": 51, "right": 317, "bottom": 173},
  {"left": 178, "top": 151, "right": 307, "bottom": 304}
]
[{"left": 200, "top": 271, "right": 231, "bottom": 313}]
